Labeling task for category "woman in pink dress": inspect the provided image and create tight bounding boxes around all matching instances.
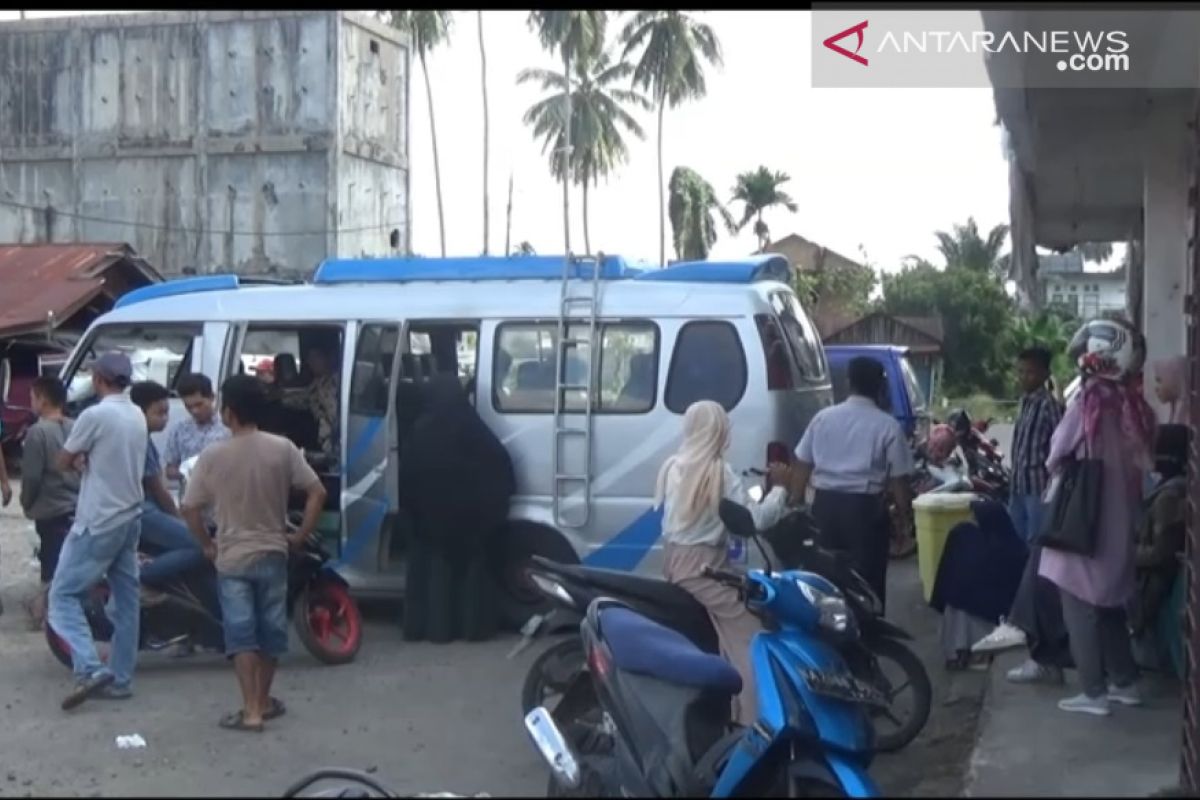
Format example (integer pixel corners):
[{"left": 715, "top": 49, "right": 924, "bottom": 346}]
[{"left": 1041, "top": 318, "right": 1157, "bottom": 716}]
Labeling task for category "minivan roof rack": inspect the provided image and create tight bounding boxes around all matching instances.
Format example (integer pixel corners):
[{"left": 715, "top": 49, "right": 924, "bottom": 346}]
[{"left": 312, "top": 253, "right": 793, "bottom": 286}]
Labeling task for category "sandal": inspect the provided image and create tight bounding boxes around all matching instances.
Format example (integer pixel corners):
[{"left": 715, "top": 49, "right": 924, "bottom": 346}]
[
  {"left": 264, "top": 697, "right": 286, "bottom": 721},
  {"left": 218, "top": 710, "right": 264, "bottom": 733}
]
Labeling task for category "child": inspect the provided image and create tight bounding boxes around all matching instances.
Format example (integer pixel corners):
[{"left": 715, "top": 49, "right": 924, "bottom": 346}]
[{"left": 18, "top": 377, "right": 80, "bottom": 629}]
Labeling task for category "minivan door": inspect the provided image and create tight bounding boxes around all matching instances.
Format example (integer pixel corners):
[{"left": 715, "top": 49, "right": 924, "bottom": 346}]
[{"left": 341, "top": 321, "right": 402, "bottom": 576}]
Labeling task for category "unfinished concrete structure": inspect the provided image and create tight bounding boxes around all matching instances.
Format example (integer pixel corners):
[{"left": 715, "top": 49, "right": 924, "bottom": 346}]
[{"left": 0, "top": 11, "right": 410, "bottom": 278}]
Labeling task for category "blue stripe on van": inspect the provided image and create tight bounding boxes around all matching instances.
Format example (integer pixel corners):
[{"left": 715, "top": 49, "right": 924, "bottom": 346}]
[
  {"left": 345, "top": 417, "right": 385, "bottom": 474},
  {"left": 581, "top": 507, "right": 664, "bottom": 572},
  {"left": 331, "top": 497, "right": 389, "bottom": 571}
]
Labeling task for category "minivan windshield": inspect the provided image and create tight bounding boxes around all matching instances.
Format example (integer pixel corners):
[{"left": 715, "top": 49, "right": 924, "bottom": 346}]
[
  {"left": 899, "top": 355, "right": 928, "bottom": 413},
  {"left": 829, "top": 356, "right": 893, "bottom": 412},
  {"left": 65, "top": 324, "right": 198, "bottom": 411}
]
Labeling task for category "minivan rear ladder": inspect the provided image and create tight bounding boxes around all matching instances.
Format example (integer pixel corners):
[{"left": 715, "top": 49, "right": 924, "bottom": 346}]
[{"left": 552, "top": 252, "right": 604, "bottom": 528}]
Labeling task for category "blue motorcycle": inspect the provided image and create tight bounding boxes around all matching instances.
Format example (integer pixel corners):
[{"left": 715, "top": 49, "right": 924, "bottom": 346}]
[{"left": 524, "top": 500, "right": 886, "bottom": 798}]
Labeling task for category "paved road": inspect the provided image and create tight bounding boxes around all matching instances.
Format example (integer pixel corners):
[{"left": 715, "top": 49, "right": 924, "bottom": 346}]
[{"left": 0, "top": 492, "right": 985, "bottom": 797}]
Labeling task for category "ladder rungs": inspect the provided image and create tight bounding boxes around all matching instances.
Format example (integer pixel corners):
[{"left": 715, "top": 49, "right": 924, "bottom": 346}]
[
  {"left": 555, "top": 428, "right": 588, "bottom": 437},
  {"left": 555, "top": 474, "right": 589, "bottom": 482},
  {"left": 558, "top": 384, "right": 589, "bottom": 392},
  {"left": 559, "top": 337, "right": 592, "bottom": 347},
  {"left": 562, "top": 296, "right": 596, "bottom": 305}
]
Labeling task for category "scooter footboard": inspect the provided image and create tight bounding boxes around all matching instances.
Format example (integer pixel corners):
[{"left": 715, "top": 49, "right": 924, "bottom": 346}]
[{"left": 821, "top": 752, "right": 879, "bottom": 798}]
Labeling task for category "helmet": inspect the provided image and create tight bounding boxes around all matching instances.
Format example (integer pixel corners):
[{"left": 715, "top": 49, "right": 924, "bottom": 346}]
[
  {"left": 947, "top": 408, "right": 972, "bottom": 437},
  {"left": 1068, "top": 317, "right": 1145, "bottom": 382},
  {"left": 927, "top": 424, "right": 957, "bottom": 464}
]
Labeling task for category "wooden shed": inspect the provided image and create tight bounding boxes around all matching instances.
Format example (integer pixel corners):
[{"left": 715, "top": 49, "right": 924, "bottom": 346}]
[{"left": 816, "top": 310, "right": 945, "bottom": 403}]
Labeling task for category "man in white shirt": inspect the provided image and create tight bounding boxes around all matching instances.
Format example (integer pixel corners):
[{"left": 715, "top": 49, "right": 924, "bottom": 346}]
[
  {"left": 790, "top": 356, "right": 914, "bottom": 612},
  {"left": 49, "top": 352, "right": 148, "bottom": 710}
]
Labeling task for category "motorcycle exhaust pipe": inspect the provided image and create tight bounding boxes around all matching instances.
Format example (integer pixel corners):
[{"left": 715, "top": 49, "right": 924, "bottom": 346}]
[{"left": 524, "top": 706, "right": 583, "bottom": 790}]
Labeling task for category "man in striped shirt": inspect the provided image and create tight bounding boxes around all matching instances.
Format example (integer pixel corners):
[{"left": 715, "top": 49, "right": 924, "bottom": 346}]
[{"left": 1009, "top": 347, "right": 1063, "bottom": 542}]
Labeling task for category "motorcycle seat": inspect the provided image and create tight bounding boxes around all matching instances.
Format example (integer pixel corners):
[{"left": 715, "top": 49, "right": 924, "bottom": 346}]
[
  {"left": 543, "top": 560, "right": 710, "bottom": 619},
  {"left": 599, "top": 606, "right": 742, "bottom": 695}
]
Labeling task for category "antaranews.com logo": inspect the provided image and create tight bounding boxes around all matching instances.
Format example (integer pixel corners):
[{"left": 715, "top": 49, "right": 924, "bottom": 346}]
[{"left": 822, "top": 19, "right": 1130, "bottom": 74}]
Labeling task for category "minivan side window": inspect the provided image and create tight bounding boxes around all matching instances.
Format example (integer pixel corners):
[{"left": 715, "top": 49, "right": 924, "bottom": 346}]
[
  {"left": 665, "top": 321, "right": 747, "bottom": 414},
  {"left": 66, "top": 323, "right": 200, "bottom": 412},
  {"left": 493, "top": 321, "right": 659, "bottom": 414},
  {"left": 771, "top": 292, "right": 827, "bottom": 381}
]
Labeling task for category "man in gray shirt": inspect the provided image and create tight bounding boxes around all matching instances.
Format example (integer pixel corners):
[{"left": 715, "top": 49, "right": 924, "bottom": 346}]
[
  {"left": 791, "top": 356, "right": 914, "bottom": 612},
  {"left": 47, "top": 352, "right": 148, "bottom": 710}
]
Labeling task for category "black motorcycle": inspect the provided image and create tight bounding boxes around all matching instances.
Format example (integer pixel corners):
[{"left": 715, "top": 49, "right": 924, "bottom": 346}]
[
  {"left": 515, "top": 503, "right": 932, "bottom": 754},
  {"left": 45, "top": 534, "right": 363, "bottom": 667}
]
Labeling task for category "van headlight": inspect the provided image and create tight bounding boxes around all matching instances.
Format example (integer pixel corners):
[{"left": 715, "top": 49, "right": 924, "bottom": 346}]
[{"left": 797, "top": 580, "right": 852, "bottom": 634}]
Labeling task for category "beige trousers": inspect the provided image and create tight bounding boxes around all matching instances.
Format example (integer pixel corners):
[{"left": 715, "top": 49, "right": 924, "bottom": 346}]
[{"left": 663, "top": 541, "right": 763, "bottom": 726}]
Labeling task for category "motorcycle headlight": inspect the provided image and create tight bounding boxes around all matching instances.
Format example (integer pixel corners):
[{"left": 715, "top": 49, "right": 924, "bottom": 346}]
[{"left": 796, "top": 579, "right": 852, "bottom": 635}]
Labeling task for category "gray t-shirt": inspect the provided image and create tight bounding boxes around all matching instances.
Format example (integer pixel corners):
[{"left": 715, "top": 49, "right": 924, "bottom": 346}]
[
  {"left": 19, "top": 417, "right": 81, "bottom": 521},
  {"left": 62, "top": 393, "right": 148, "bottom": 535},
  {"left": 795, "top": 395, "right": 914, "bottom": 495}
]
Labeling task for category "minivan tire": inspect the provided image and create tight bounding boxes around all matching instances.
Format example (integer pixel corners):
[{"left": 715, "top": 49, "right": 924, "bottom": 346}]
[{"left": 493, "top": 523, "right": 578, "bottom": 631}]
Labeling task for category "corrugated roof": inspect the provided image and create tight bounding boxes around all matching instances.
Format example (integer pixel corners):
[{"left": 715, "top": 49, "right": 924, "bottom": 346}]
[{"left": 0, "top": 243, "right": 161, "bottom": 337}]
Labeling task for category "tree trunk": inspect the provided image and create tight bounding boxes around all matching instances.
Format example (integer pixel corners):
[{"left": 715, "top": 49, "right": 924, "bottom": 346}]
[
  {"left": 421, "top": 52, "right": 446, "bottom": 257},
  {"left": 478, "top": 11, "right": 490, "bottom": 255},
  {"left": 505, "top": 173, "right": 514, "bottom": 256},
  {"left": 582, "top": 180, "right": 591, "bottom": 256},
  {"left": 561, "top": 48, "right": 572, "bottom": 255},
  {"left": 656, "top": 100, "right": 666, "bottom": 267},
  {"left": 757, "top": 210, "right": 766, "bottom": 253}
]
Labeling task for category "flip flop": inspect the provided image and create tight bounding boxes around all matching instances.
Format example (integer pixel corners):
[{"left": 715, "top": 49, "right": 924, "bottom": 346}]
[
  {"left": 264, "top": 697, "right": 286, "bottom": 721},
  {"left": 218, "top": 710, "right": 264, "bottom": 733}
]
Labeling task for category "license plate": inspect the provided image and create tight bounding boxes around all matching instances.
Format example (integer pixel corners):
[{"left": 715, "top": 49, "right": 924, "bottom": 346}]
[{"left": 801, "top": 669, "right": 890, "bottom": 709}]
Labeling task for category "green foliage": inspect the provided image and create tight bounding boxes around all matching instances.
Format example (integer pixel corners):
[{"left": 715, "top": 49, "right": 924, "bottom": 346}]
[
  {"left": 729, "top": 167, "right": 798, "bottom": 253},
  {"left": 933, "top": 217, "right": 1010, "bottom": 279},
  {"left": 620, "top": 11, "right": 723, "bottom": 108},
  {"left": 880, "top": 259, "right": 1014, "bottom": 396},
  {"left": 387, "top": 10, "right": 454, "bottom": 58},
  {"left": 668, "top": 167, "right": 735, "bottom": 261},
  {"left": 527, "top": 11, "right": 607, "bottom": 66},
  {"left": 1004, "top": 308, "right": 1080, "bottom": 392},
  {"left": 793, "top": 263, "right": 877, "bottom": 316}
]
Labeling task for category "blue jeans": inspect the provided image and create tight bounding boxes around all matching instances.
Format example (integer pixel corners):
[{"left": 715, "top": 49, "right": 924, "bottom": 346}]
[
  {"left": 139, "top": 505, "right": 206, "bottom": 587},
  {"left": 48, "top": 519, "right": 141, "bottom": 688},
  {"left": 218, "top": 553, "right": 290, "bottom": 659},
  {"left": 1008, "top": 494, "right": 1045, "bottom": 544}
]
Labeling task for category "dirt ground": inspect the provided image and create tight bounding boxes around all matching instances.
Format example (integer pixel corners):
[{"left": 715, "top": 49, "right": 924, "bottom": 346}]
[{"left": 0, "top": 487, "right": 986, "bottom": 797}]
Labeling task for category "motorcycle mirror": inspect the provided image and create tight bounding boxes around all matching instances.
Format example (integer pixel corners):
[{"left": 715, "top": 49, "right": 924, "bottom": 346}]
[{"left": 719, "top": 499, "right": 757, "bottom": 540}]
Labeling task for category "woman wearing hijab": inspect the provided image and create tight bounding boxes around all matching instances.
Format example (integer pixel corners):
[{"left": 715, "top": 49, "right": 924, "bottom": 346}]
[
  {"left": 1042, "top": 318, "right": 1157, "bottom": 716},
  {"left": 1151, "top": 355, "right": 1189, "bottom": 425},
  {"left": 399, "top": 374, "right": 516, "bottom": 643},
  {"left": 655, "top": 400, "right": 792, "bottom": 726}
]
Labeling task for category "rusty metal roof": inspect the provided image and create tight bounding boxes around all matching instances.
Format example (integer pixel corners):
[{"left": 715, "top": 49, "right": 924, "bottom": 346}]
[{"left": 0, "top": 243, "right": 162, "bottom": 337}]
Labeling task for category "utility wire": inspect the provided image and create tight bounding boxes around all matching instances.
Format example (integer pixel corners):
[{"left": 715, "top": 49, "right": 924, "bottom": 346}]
[{"left": 0, "top": 196, "right": 403, "bottom": 238}]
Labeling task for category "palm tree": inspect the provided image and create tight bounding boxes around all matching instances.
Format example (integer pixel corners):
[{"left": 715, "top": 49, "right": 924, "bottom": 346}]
[
  {"left": 526, "top": 11, "right": 608, "bottom": 254},
  {"left": 513, "top": 241, "right": 537, "bottom": 256},
  {"left": 934, "top": 217, "right": 1010, "bottom": 276},
  {"left": 478, "top": 11, "right": 490, "bottom": 255},
  {"left": 519, "top": 51, "right": 650, "bottom": 254},
  {"left": 668, "top": 167, "right": 735, "bottom": 261},
  {"left": 388, "top": 11, "right": 453, "bottom": 257},
  {"left": 729, "top": 167, "right": 798, "bottom": 253},
  {"left": 621, "top": 11, "right": 722, "bottom": 267}
]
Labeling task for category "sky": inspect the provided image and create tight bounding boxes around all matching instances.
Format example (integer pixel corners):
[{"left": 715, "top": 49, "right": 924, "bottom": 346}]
[{"left": 0, "top": 9, "right": 1017, "bottom": 273}]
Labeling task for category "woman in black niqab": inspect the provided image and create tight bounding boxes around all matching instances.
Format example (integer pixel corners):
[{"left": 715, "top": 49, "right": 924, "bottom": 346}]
[{"left": 399, "top": 374, "right": 516, "bottom": 642}]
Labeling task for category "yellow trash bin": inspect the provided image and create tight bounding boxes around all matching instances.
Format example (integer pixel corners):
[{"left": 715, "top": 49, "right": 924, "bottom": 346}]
[{"left": 912, "top": 493, "right": 977, "bottom": 602}]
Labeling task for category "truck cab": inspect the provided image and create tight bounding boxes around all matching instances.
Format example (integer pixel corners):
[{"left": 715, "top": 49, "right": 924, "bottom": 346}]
[{"left": 825, "top": 344, "right": 930, "bottom": 441}]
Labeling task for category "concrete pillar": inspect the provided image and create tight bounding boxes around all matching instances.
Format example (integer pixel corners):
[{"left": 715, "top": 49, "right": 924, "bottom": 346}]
[{"left": 1142, "top": 104, "right": 1192, "bottom": 415}]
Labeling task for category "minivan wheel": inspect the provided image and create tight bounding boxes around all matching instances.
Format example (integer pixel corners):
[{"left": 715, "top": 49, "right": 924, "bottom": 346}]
[{"left": 494, "top": 523, "right": 578, "bottom": 631}]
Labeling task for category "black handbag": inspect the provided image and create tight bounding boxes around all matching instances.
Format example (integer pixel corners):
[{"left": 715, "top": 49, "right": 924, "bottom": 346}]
[{"left": 1036, "top": 440, "right": 1103, "bottom": 556}]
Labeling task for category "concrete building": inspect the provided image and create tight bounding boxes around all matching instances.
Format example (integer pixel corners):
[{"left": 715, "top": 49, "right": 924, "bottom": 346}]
[
  {"left": 982, "top": 8, "right": 1199, "bottom": 791},
  {"left": 1037, "top": 251, "right": 1127, "bottom": 318},
  {"left": 0, "top": 11, "right": 410, "bottom": 278}
]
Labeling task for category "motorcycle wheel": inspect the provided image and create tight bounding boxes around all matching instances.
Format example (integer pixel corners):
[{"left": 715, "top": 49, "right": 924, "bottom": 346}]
[
  {"left": 293, "top": 580, "right": 363, "bottom": 665},
  {"left": 864, "top": 637, "right": 932, "bottom": 753},
  {"left": 521, "top": 637, "right": 586, "bottom": 716},
  {"left": 787, "top": 778, "right": 848, "bottom": 798}
]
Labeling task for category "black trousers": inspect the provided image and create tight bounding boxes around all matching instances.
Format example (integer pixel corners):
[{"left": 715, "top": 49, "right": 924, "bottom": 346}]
[
  {"left": 811, "top": 489, "right": 891, "bottom": 614},
  {"left": 403, "top": 530, "right": 497, "bottom": 644},
  {"left": 1007, "top": 544, "right": 1073, "bottom": 668}
]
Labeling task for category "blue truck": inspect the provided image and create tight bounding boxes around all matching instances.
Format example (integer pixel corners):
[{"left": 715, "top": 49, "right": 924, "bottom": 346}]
[{"left": 824, "top": 344, "right": 931, "bottom": 441}]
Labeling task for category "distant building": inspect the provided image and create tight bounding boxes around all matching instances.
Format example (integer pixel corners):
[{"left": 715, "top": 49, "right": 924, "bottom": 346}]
[
  {"left": 0, "top": 11, "right": 410, "bottom": 279},
  {"left": 766, "top": 233, "right": 863, "bottom": 275},
  {"left": 815, "top": 310, "right": 945, "bottom": 404},
  {"left": 1037, "top": 251, "right": 1126, "bottom": 319}
]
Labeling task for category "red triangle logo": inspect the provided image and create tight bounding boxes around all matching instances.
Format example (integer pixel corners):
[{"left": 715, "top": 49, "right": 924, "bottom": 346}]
[{"left": 823, "top": 20, "right": 869, "bottom": 67}]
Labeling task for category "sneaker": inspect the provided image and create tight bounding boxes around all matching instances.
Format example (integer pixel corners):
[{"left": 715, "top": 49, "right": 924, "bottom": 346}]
[
  {"left": 94, "top": 684, "right": 133, "bottom": 701},
  {"left": 62, "top": 671, "right": 116, "bottom": 711},
  {"left": 1108, "top": 683, "right": 1144, "bottom": 707},
  {"left": 1058, "top": 693, "right": 1111, "bottom": 716},
  {"left": 1006, "top": 658, "right": 1065, "bottom": 685},
  {"left": 973, "top": 620, "right": 1027, "bottom": 654}
]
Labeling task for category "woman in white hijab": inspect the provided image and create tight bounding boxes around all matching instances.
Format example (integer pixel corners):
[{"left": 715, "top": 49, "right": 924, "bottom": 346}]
[{"left": 655, "top": 400, "right": 792, "bottom": 725}]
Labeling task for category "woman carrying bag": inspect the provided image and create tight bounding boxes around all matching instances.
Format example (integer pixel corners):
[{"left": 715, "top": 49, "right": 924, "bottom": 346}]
[{"left": 1040, "top": 317, "right": 1157, "bottom": 717}]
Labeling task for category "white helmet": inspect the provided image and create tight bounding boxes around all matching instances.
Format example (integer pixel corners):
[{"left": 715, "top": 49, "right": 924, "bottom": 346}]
[{"left": 1067, "top": 316, "right": 1145, "bottom": 382}]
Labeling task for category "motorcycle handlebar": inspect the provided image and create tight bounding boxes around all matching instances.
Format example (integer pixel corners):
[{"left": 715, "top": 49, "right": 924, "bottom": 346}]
[{"left": 702, "top": 566, "right": 745, "bottom": 587}]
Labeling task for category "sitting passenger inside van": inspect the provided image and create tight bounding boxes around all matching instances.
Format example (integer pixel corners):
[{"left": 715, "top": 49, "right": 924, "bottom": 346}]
[{"left": 615, "top": 353, "right": 655, "bottom": 410}]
